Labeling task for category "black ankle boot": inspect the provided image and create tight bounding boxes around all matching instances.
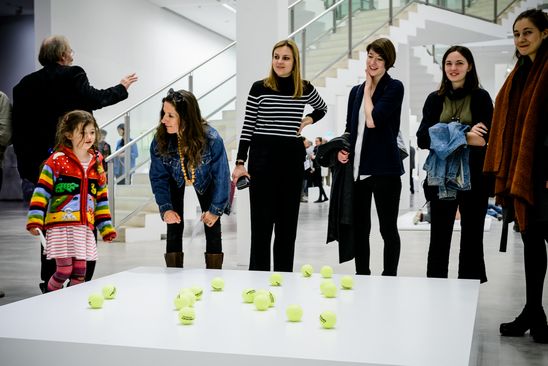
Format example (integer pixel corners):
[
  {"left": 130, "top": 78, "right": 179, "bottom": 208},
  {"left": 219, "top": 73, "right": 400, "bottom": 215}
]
[
  {"left": 530, "top": 308, "right": 548, "bottom": 344},
  {"left": 500, "top": 307, "right": 531, "bottom": 336}
]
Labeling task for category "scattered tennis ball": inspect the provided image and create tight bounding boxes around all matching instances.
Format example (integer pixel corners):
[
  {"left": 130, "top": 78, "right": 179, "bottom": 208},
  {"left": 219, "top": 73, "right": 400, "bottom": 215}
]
[
  {"left": 178, "top": 306, "right": 196, "bottom": 325},
  {"left": 286, "top": 304, "right": 303, "bottom": 322},
  {"left": 254, "top": 293, "right": 270, "bottom": 311},
  {"left": 88, "top": 293, "right": 104, "bottom": 309},
  {"left": 320, "top": 265, "right": 333, "bottom": 278},
  {"left": 323, "top": 281, "right": 337, "bottom": 298},
  {"left": 174, "top": 292, "right": 193, "bottom": 310},
  {"left": 102, "top": 284, "right": 117, "bottom": 299},
  {"left": 320, "top": 310, "right": 336, "bottom": 329},
  {"left": 179, "top": 289, "right": 196, "bottom": 306},
  {"left": 211, "top": 277, "right": 225, "bottom": 291},
  {"left": 341, "top": 275, "right": 354, "bottom": 290},
  {"left": 301, "top": 264, "right": 314, "bottom": 277},
  {"left": 267, "top": 291, "right": 276, "bottom": 307},
  {"left": 269, "top": 272, "right": 283, "bottom": 286},
  {"left": 191, "top": 286, "right": 203, "bottom": 300},
  {"left": 320, "top": 279, "right": 334, "bottom": 294},
  {"left": 242, "top": 288, "right": 256, "bottom": 303}
]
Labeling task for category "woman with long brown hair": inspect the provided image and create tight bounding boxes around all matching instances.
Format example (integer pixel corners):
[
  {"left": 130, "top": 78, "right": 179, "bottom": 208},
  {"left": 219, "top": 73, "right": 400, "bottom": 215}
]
[{"left": 149, "top": 89, "right": 231, "bottom": 269}]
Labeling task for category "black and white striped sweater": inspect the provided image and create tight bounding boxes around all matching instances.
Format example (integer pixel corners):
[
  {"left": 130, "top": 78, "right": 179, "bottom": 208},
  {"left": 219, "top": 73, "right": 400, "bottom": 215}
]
[{"left": 236, "top": 77, "right": 327, "bottom": 161}]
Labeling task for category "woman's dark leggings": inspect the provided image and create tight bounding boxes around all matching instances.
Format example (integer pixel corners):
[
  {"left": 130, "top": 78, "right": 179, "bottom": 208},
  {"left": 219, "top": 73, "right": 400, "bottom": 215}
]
[
  {"left": 166, "top": 178, "right": 222, "bottom": 254},
  {"left": 521, "top": 220, "right": 548, "bottom": 310},
  {"left": 353, "top": 176, "right": 402, "bottom": 276}
]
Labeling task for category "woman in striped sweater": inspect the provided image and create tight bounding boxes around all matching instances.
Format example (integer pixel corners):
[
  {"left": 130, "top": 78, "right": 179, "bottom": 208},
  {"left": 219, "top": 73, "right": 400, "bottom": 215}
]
[{"left": 232, "top": 39, "right": 327, "bottom": 272}]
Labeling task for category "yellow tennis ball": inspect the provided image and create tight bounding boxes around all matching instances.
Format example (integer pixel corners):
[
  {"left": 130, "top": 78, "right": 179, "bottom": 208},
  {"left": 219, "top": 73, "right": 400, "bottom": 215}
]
[
  {"left": 179, "top": 289, "right": 196, "bottom": 306},
  {"left": 191, "top": 286, "right": 203, "bottom": 300},
  {"left": 269, "top": 272, "right": 283, "bottom": 286},
  {"left": 178, "top": 306, "right": 196, "bottom": 325},
  {"left": 174, "top": 292, "right": 193, "bottom": 310},
  {"left": 88, "top": 293, "right": 104, "bottom": 309},
  {"left": 323, "top": 281, "right": 337, "bottom": 298},
  {"left": 102, "top": 284, "right": 117, "bottom": 299},
  {"left": 242, "top": 288, "right": 256, "bottom": 303},
  {"left": 320, "top": 279, "right": 334, "bottom": 294},
  {"left": 255, "top": 289, "right": 275, "bottom": 307},
  {"left": 320, "top": 265, "right": 333, "bottom": 278},
  {"left": 320, "top": 310, "right": 336, "bottom": 329},
  {"left": 341, "top": 275, "right": 354, "bottom": 290},
  {"left": 286, "top": 304, "right": 303, "bottom": 322},
  {"left": 254, "top": 293, "right": 270, "bottom": 311},
  {"left": 211, "top": 277, "right": 225, "bottom": 291},
  {"left": 301, "top": 264, "right": 314, "bottom": 277}
]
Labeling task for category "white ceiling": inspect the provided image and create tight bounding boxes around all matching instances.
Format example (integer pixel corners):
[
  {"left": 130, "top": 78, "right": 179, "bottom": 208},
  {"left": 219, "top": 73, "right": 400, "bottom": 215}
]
[{"left": 148, "top": 0, "right": 238, "bottom": 40}]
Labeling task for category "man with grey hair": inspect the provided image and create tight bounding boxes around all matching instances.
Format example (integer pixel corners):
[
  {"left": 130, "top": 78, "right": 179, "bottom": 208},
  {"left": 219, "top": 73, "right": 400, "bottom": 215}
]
[{"left": 12, "top": 35, "right": 138, "bottom": 292}]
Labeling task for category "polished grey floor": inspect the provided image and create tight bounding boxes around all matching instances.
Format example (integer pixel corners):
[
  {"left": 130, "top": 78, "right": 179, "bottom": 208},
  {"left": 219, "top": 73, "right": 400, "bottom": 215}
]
[{"left": 1, "top": 192, "right": 547, "bottom": 365}]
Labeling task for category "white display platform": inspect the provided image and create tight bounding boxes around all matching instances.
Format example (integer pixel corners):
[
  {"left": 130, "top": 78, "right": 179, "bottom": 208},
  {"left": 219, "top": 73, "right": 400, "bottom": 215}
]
[{"left": 0, "top": 267, "right": 480, "bottom": 366}]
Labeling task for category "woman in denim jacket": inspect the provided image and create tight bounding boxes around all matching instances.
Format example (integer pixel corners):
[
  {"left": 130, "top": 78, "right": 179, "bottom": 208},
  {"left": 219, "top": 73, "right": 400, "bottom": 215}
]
[
  {"left": 416, "top": 46, "right": 493, "bottom": 283},
  {"left": 149, "top": 89, "right": 231, "bottom": 269}
]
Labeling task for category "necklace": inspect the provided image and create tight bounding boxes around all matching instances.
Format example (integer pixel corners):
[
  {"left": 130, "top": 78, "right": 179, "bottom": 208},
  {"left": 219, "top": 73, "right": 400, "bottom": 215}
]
[
  {"left": 177, "top": 137, "right": 195, "bottom": 185},
  {"left": 450, "top": 98, "right": 466, "bottom": 123}
]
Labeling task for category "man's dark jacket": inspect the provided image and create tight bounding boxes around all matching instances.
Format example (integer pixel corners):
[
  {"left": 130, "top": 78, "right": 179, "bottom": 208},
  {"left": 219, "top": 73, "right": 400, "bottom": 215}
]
[
  {"left": 12, "top": 63, "right": 128, "bottom": 183},
  {"left": 317, "top": 133, "right": 355, "bottom": 263}
]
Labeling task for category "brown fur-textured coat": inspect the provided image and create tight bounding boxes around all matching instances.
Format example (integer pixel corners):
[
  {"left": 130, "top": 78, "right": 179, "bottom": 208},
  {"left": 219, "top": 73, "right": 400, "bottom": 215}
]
[{"left": 484, "top": 43, "right": 548, "bottom": 230}]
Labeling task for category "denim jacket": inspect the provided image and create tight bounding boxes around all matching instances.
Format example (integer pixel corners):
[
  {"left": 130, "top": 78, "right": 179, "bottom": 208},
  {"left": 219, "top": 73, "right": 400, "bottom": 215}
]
[
  {"left": 149, "top": 125, "right": 231, "bottom": 217},
  {"left": 424, "top": 122, "right": 471, "bottom": 199}
]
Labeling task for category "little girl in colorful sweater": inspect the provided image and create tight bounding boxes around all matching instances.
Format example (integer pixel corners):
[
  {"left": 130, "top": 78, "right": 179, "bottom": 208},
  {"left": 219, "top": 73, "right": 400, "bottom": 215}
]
[{"left": 27, "top": 110, "right": 116, "bottom": 292}]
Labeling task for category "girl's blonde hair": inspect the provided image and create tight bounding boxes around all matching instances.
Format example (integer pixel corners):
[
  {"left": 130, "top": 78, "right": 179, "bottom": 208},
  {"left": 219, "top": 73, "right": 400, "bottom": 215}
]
[{"left": 264, "top": 39, "right": 305, "bottom": 98}]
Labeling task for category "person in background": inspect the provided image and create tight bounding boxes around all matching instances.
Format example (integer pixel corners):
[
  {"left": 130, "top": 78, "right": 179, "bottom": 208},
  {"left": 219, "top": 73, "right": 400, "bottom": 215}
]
[
  {"left": 98, "top": 129, "right": 112, "bottom": 172},
  {"left": 484, "top": 9, "right": 548, "bottom": 344},
  {"left": 0, "top": 91, "right": 11, "bottom": 195},
  {"left": 417, "top": 45, "right": 493, "bottom": 284},
  {"left": 26, "top": 110, "right": 116, "bottom": 292},
  {"left": 337, "top": 38, "right": 404, "bottom": 276},
  {"left": 312, "top": 136, "right": 328, "bottom": 202},
  {"left": 11, "top": 35, "right": 137, "bottom": 292},
  {"left": 0, "top": 91, "right": 11, "bottom": 299},
  {"left": 231, "top": 39, "right": 327, "bottom": 272},
  {"left": 114, "top": 123, "right": 139, "bottom": 182},
  {"left": 149, "top": 89, "right": 231, "bottom": 269}
]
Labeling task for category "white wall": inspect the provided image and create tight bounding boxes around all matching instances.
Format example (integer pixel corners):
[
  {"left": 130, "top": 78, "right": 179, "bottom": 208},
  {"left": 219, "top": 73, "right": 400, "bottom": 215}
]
[{"left": 34, "top": 0, "right": 232, "bottom": 132}]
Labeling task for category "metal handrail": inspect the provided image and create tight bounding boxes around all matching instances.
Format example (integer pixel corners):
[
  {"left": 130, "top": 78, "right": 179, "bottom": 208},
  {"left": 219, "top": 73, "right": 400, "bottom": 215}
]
[{"left": 99, "top": 41, "right": 236, "bottom": 130}]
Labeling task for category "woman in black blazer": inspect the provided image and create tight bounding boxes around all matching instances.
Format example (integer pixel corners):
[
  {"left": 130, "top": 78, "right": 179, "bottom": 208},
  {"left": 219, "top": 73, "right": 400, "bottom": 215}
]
[{"left": 337, "top": 38, "right": 404, "bottom": 276}]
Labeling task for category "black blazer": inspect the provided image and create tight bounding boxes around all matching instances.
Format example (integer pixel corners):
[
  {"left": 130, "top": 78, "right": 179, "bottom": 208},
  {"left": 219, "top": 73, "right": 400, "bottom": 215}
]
[
  {"left": 317, "top": 134, "right": 355, "bottom": 263},
  {"left": 346, "top": 72, "right": 404, "bottom": 177},
  {"left": 12, "top": 63, "right": 128, "bottom": 182}
]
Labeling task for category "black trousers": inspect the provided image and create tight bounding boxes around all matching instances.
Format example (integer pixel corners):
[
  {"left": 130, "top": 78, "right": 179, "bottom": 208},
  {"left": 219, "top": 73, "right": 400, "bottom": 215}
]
[
  {"left": 248, "top": 137, "right": 304, "bottom": 272},
  {"left": 353, "top": 176, "right": 402, "bottom": 276},
  {"left": 427, "top": 185, "right": 489, "bottom": 283},
  {"left": 166, "top": 178, "right": 222, "bottom": 254},
  {"left": 521, "top": 220, "right": 548, "bottom": 309}
]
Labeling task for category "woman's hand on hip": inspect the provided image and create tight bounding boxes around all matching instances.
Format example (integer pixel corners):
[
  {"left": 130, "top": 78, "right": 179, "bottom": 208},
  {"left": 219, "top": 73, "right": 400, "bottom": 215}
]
[
  {"left": 201, "top": 211, "right": 219, "bottom": 227},
  {"left": 163, "top": 210, "right": 181, "bottom": 224},
  {"left": 338, "top": 150, "right": 350, "bottom": 164},
  {"left": 298, "top": 116, "right": 314, "bottom": 135}
]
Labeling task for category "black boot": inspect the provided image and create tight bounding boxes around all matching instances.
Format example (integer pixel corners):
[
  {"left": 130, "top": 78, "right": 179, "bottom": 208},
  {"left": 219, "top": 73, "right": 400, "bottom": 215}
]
[
  {"left": 530, "top": 307, "right": 548, "bottom": 344},
  {"left": 205, "top": 253, "right": 224, "bottom": 269},
  {"left": 164, "top": 252, "right": 184, "bottom": 268},
  {"left": 500, "top": 306, "right": 531, "bottom": 337}
]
